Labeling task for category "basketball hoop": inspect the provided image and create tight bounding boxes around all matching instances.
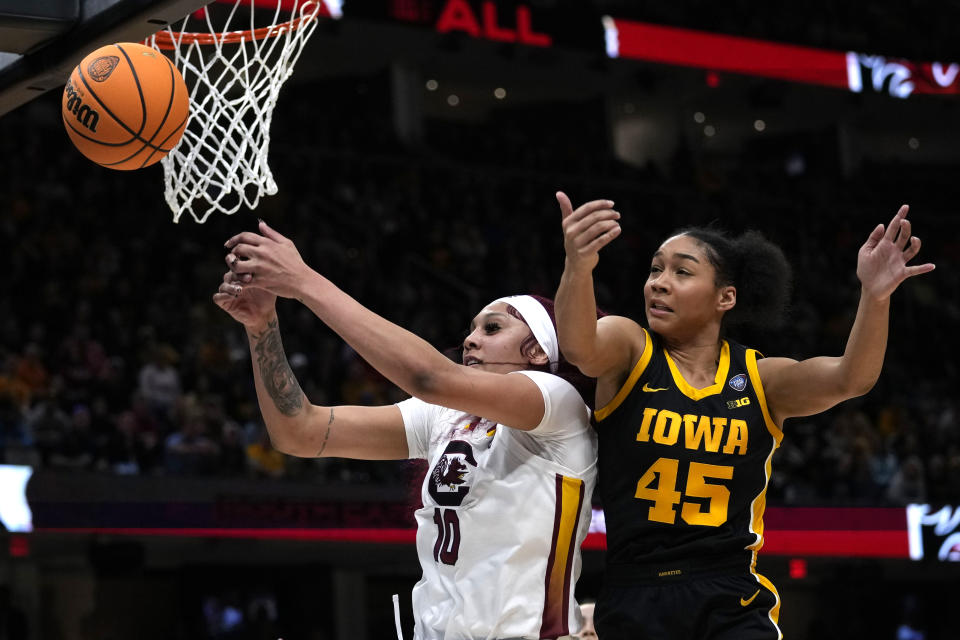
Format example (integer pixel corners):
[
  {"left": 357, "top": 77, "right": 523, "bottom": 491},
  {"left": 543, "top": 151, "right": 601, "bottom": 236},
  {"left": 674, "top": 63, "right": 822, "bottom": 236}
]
[{"left": 148, "top": 0, "right": 330, "bottom": 223}]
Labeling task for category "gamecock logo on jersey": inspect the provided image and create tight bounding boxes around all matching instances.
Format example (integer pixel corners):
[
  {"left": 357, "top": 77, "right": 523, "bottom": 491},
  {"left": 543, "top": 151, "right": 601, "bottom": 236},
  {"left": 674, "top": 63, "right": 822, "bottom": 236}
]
[
  {"left": 438, "top": 457, "right": 469, "bottom": 487},
  {"left": 428, "top": 440, "right": 478, "bottom": 507}
]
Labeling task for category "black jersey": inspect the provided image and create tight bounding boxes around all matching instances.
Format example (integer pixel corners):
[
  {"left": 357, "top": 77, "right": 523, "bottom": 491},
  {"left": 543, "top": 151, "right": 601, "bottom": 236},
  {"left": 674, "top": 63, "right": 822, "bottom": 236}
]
[{"left": 594, "top": 328, "right": 784, "bottom": 572}]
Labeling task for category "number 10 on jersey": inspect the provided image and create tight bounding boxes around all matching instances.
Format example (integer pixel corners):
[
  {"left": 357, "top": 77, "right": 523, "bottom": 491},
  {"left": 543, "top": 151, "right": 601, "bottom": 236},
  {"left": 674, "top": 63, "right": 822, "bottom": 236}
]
[{"left": 433, "top": 507, "right": 461, "bottom": 565}]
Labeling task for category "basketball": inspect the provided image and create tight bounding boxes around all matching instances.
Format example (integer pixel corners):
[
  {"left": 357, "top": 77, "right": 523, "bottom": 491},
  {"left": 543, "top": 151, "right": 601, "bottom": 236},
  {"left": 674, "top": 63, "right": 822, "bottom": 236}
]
[{"left": 62, "top": 42, "right": 189, "bottom": 170}]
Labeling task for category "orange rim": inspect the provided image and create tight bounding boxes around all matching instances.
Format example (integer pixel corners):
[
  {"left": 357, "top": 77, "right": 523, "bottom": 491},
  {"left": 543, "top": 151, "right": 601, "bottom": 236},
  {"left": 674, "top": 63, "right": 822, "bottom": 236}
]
[{"left": 151, "top": 2, "right": 320, "bottom": 49}]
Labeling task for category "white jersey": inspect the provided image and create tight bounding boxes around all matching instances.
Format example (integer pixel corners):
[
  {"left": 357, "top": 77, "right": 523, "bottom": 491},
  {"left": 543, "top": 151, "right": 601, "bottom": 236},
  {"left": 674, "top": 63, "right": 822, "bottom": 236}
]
[{"left": 399, "top": 370, "right": 598, "bottom": 640}]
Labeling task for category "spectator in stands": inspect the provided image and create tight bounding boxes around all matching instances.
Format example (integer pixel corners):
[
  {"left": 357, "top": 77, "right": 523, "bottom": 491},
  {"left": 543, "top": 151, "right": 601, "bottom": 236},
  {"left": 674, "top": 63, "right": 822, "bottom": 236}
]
[
  {"left": 218, "top": 422, "right": 247, "bottom": 475},
  {"left": 886, "top": 455, "right": 927, "bottom": 505},
  {"left": 138, "top": 343, "right": 182, "bottom": 426},
  {"left": 13, "top": 343, "right": 48, "bottom": 400},
  {"left": 58, "top": 324, "right": 112, "bottom": 404},
  {"left": 869, "top": 438, "right": 899, "bottom": 495},
  {"left": 99, "top": 409, "right": 160, "bottom": 475},
  {"left": 0, "top": 353, "right": 29, "bottom": 410},
  {"left": 47, "top": 403, "right": 96, "bottom": 470},
  {"left": 23, "top": 387, "right": 68, "bottom": 467},
  {"left": 245, "top": 427, "right": 286, "bottom": 479},
  {"left": 0, "top": 353, "right": 30, "bottom": 455},
  {"left": 164, "top": 411, "right": 219, "bottom": 475}
]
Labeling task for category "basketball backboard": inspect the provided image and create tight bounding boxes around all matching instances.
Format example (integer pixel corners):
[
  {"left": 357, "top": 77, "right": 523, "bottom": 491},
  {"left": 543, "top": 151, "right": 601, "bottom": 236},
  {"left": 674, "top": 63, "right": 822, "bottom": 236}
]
[{"left": 0, "top": 0, "right": 210, "bottom": 116}]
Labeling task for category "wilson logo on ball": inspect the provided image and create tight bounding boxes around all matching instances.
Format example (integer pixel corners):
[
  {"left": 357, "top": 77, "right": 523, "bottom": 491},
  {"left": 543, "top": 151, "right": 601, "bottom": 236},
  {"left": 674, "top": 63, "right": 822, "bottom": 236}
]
[
  {"left": 87, "top": 55, "right": 120, "bottom": 82},
  {"left": 63, "top": 79, "right": 100, "bottom": 133}
]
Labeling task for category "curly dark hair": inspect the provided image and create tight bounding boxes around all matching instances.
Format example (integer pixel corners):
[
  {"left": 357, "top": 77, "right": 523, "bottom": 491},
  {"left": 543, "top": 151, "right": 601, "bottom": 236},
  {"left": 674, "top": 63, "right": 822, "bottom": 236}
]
[{"left": 676, "top": 227, "right": 792, "bottom": 332}]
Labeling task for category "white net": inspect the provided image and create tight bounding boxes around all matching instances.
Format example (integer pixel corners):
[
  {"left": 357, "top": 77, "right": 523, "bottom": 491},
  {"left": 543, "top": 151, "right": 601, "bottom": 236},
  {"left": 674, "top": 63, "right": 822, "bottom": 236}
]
[{"left": 149, "top": 1, "right": 325, "bottom": 223}]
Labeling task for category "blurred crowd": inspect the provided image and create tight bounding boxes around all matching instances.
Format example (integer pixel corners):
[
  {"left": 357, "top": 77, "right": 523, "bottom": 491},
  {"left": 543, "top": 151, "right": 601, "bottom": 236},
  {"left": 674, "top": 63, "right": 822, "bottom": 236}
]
[{"left": 0, "top": 69, "right": 958, "bottom": 508}]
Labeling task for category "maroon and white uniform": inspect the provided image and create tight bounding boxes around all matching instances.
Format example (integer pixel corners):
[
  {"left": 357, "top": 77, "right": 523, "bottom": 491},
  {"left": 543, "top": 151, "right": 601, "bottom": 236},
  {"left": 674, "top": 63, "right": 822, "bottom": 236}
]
[{"left": 399, "top": 370, "right": 597, "bottom": 640}]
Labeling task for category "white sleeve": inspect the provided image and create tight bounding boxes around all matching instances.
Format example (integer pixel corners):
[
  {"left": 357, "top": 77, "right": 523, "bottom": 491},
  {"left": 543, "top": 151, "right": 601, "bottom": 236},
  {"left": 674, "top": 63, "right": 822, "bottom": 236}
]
[
  {"left": 396, "top": 397, "right": 439, "bottom": 459},
  {"left": 511, "top": 370, "right": 591, "bottom": 437}
]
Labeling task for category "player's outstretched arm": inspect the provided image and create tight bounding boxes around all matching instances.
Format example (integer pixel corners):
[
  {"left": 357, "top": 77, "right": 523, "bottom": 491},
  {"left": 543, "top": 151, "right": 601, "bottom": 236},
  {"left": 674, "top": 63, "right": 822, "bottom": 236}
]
[
  {"left": 758, "top": 205, "right": 935, "bottom": 425},
  {"left": 554, "top": 191, "right": 643, "bottom": 378},
  {"left": 223, "top": 222, "right": 550, "bottom": 431},
  {"left": 213, "top": 272, "right": 408, "bottom": 460}
]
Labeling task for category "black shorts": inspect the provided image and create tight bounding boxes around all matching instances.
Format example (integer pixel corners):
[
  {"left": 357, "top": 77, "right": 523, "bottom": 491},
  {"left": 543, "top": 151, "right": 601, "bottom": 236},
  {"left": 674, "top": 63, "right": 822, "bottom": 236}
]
[{"left": 595, "top": 561, "right": 781, "bottom": 640}]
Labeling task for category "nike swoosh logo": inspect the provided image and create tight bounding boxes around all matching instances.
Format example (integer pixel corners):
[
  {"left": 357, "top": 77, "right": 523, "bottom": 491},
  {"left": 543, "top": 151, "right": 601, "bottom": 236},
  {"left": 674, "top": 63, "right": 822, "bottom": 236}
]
[
  {"left": 642, "top": 383, "right": 668, "bottom": 392},
  {"left": 740, "top": 589, "right": 760, "bottom": 607}
]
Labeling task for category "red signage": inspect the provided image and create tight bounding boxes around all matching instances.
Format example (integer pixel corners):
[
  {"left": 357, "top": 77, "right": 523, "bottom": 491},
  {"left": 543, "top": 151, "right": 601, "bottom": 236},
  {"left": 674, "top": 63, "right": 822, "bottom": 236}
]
[
  {"left": 435, "top": 0, "right": 551, "bottom": 46},
  {"left": 39, "top": 506, "right": 917, "bottom": 559},
  {"left": 603, "top": 17, "right": 960, "bottom": 98},
  {"left": 584, "top": 506, "right": 910, "bottom": 557}
]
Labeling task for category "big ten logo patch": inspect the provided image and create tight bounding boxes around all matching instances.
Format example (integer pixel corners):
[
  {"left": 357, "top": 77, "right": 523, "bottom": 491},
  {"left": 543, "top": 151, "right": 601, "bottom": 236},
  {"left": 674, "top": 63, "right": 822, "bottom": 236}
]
[
  {"left": 429, "top": 440, "right": 478, "bottom": 507},
  {"left": 727, "top": 397, "right": 751, "bottom": 409}
]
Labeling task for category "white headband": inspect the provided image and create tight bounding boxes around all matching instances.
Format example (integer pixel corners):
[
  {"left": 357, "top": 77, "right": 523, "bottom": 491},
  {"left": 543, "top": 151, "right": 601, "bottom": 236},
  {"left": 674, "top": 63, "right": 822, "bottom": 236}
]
[{"left": 492, "top": 295, "right": 559, "bottom": 372}]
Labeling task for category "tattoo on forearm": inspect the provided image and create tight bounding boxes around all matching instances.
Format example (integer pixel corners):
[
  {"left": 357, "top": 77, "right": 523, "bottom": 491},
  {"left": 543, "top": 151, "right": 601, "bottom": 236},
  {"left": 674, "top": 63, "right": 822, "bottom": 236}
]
[
  {"left": 253, "top": 319, "right": 305, "bottom": 416},
  {"left": 317, "top": 408, "right": 334, "bottom": 456}
]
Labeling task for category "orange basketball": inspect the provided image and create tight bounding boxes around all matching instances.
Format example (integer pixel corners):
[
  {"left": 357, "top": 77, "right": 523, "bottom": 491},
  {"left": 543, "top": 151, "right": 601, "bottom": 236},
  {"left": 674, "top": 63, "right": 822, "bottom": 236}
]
[{"left": 62, "top": 42, "right": 189, "bottom": 170}]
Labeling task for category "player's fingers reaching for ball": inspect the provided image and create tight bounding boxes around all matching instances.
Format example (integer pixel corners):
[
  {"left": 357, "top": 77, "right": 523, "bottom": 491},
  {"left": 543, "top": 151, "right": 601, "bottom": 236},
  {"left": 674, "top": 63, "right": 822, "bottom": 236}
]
[
  {"left": 575, "top": 199, "right": 616, "bottom": 218},
  {"left": 221, "top": 231, "right": 313, "bottom": 300},
  {"left": 581, "top": 222, "right": 621, "bottom": 254},
  {"left": 857, "top": 205, "right": 935, "bottom": 298},
  {"left": 902, "top": 238, "right": 935, "bottom": 278},
  {"left": 212, "top": 276, "right": 278, "bottom": 328},
  {"left": 905, "top": 262, "right": 936, "bottom": 278},
  {"left": 894, "top": 218, "right": 911, "bottom": 250},
  {"left": 882, "top": 205, "right": 908, "bottom": 243},
  {"left": 230, "top": 241, "right": 261, "bottom": 260},
  {"left": 218, "top": 281, "right": 243, "bottom": 297},
  {"left": 224, "top": 270, "right": 254, "bottom": 284},
  {"left": 561, "top": 199, "right": 617, "bottom": 230},
  {"left": 560, "top": 195, "right": 620, "bottom": 271},
  {"left": 221, "top": 272, "right": 252, "bottom": 289},
  {"left": 572, "top": 217, "right": 620, "bottom": 246},
  {"left": 567, "top": 208, "right": 620, "bottom": 240},
  {"left": 212, "top": 291, "right": 242, "bottom": 317},
  {"left": 903, "top": 236, "right": 922, "bottom": 262},
  {"left": 862, "top": 223, "right": 884, "bottom": 251},
  {"left": 556, "top": 191, "right": 574, "bottom": 220},
  {"left": 224, "top": 231, "right": 265, "bottom": 249},
  {"left": 257, "top": 219, "right": 290, "bottom": 244},
  {"left": 225, "top": 252, "right": 249, "bottom": 272}
]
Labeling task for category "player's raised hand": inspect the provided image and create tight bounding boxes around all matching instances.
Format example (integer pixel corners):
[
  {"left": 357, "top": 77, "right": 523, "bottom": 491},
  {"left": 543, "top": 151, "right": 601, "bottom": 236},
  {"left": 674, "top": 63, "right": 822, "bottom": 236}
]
[
  {"left": 557, "top": 191, "right": 621, "bottom": 272},
  {"left": 224, "top": 221, "right": 313, "bottom": 299},
  {"left": 213, "top": 270, "right": 277, "bottom": 328},
  {"left": 856, "top": 204, "right": 935, "bottom": 301}
]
